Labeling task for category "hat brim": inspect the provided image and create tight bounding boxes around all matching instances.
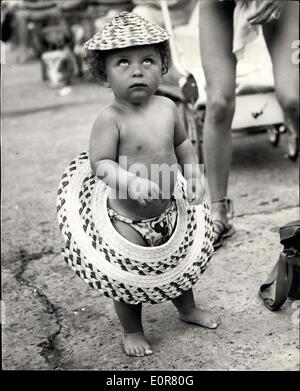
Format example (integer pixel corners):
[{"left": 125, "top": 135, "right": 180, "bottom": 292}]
[
  {"left": 83, "top": 11, "right": 170, "bottom": 51},
  {"left": 57, "top": 152, "right": 214, "bottom": 304}
]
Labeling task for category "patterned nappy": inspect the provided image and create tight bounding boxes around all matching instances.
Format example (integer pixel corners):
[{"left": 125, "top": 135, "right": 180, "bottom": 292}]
[{"left": 107, "top": 200, "right": 178, "bottom": 247}]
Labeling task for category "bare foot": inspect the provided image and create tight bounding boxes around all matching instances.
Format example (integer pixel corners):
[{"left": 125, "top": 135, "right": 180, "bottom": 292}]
[
  {"left": 179, "top": 308, "right": 221, "bottom": 329},
  {"left": 123, "top": 331, "right": 153, "bottom": 357}
]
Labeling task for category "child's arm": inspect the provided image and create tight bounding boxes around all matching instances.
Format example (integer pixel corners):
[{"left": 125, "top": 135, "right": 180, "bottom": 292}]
[
  {"left": 172, "top": 103, "right": 205, "bottom": 205},
  {"left": 89, "top": 110, "right": 134, "bottom": 193},
  {"left": 89, "top": 110, "right": 162, "bottom": 206}
]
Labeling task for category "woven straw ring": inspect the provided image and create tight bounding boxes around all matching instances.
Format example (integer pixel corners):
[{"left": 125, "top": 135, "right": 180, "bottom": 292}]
[{"left": 57, "top": 152, "right": 214, "bottom": 304}]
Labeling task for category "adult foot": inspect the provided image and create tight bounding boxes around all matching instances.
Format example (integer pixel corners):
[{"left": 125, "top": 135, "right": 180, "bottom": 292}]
[
  {"left": 123, "top": 331, "right": 153, "bottom": 357},
  {"left": 211, "top": 198, "right": 235, "bottom": 250},
  {"left": 212, "top": 220, "right": 235, "bottom": 250},
  {"left": 179, "top": 308, "right": 221, "bottom": 329}
]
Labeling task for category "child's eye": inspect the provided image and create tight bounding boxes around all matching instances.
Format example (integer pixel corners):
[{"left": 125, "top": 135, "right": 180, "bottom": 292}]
[
  {"left": 143, "top": 58, "right": 154, "bottom": 65},
  {"left": 118, "top": 59, "right": 129, "bottom": 67}
]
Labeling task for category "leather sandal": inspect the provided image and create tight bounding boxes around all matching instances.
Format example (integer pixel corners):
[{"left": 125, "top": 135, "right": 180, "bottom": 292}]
[{"left": 212, "top": 198, "right": 235, "bottom": 250}]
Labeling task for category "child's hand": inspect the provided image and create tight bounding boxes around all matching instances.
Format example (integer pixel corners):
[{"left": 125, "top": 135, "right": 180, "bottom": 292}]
[
  {"left": 186, "top": 177, "right": 205, "bottom": 205},
  {"left": 128, "top": 176, "right": 163, "bottom": 207}
]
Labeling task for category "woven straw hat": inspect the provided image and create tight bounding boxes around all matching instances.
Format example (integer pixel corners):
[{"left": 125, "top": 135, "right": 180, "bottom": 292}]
[
  {"left": 57, "top": 152, "right": 214, "bottom": 305},
  {"left": 84, "top": 11, "right": 170, "bottom": 51}
]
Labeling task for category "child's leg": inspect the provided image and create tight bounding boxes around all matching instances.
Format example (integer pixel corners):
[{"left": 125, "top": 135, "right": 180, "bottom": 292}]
[
  {"left": 114, "top": 301, "right": 152, "bottom": 357},
  {"left": 111, "top": 218, "right": 153, "bottom": 356},
  {"left": 172, "top": 288, "right": 221, "bottom": 329}
]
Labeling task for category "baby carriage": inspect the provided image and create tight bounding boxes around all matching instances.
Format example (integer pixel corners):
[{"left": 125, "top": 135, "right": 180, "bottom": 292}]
[{"left": 158, "top": 0, "right": 297, "bottom": 163}]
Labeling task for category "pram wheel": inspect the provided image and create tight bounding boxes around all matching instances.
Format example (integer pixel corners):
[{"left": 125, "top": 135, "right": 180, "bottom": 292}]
[
  {"left": 287, "top": 134, "right": 298, "bottom": 161},
  {"left": 267, "top": 125, "right": 280, "bottom": 146}
]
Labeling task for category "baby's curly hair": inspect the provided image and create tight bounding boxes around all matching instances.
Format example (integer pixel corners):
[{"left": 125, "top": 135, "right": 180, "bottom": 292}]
[{"left": 83, "top": 41, "right": 171, "bottom": 83}]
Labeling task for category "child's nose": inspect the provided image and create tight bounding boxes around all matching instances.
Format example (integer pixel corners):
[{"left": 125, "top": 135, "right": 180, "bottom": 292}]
[{"left": 132, "top": 64, "right": 143, "bottom": 77}]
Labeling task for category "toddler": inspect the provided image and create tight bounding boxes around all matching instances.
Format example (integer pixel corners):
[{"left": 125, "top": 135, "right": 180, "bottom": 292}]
[{"left": 58, "top": 12, "right": 220, "bottom": 358}]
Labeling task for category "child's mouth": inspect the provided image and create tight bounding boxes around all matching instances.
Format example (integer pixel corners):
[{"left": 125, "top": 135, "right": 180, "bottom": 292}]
[{"left": 130, "top": 83, "right": 148, "bottom": 88}]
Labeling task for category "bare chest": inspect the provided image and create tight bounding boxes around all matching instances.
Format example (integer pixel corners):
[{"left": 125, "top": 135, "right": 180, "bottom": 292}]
[{"left": 118, "top": 117, "right": 174, "bottom": 159}]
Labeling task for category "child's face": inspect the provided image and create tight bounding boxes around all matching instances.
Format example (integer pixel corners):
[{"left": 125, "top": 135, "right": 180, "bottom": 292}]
[{"left": 104, "top": 45, "right": 163, "bottom": 104}]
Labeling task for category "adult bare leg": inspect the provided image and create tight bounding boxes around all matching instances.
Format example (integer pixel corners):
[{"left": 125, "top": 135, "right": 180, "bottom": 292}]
[
  {"left": 262, "top": 1, "right": 299, "bottom": 159},
  {"left": 199, "top": 1, "right": 237, "bottom": 248}
]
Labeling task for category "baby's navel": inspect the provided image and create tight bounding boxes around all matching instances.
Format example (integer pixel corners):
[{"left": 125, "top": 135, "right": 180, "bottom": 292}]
[{"left": 136, "top": 145, "right": 142, "bottom": 151}]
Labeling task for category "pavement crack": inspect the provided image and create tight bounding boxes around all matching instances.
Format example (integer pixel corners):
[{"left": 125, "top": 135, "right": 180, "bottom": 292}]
[
  {"left": 14, "top": 247, "right": 64, "bottom": 369},
  {"left": 35, "top": 291, "right": 64, "bottom": 370},
  {"left": 15, "top": 247, "right": 55, "bottom": 284}
]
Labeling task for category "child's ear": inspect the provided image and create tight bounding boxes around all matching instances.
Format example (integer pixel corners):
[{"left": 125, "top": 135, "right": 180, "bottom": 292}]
[
  {"left": 104, "top": 80, "right": 111, "bottom": 88},
  {"left": 103, "top": 74, "right": 110, "bottom": 88},
  {"left": 161, "top": 65, "right": 168, "bottom": 76}
]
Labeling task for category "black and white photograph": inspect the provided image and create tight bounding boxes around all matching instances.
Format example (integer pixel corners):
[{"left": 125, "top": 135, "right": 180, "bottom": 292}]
[{"left": 1, "top": 0, "right": 299, "bottom": 377}]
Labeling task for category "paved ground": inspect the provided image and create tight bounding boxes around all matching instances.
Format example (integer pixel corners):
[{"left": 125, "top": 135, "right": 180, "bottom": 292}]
[{"left": 2, "top": 48, "right": 299, "bottom": 371}]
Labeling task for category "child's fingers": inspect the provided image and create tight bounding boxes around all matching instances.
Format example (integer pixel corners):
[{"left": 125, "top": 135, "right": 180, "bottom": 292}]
[
  {"left": 186, "top": 181, "right": 195, "bottom": 203},
  {"left": 148, "top": 186, "right": 158, "bottom": 200},
  {"left": 148, "top": 183, "right": 164, "bottom": 202},
  {"left": 187, "top": 192, "right": 195, "bottom": 204},
  {"left": 186, "top": 180, "right": 193, "bottom": 193},
  {"left": 187, "top": 180, "right": 205, "bottom": 205},
  {"left": 144, "top": 197, "right": 152, "bottom": 206},
  {"left": 137, "top": 196, "right": 147, "bottom": 207},
  {"left": 188, "top": 194, "right": 196, "bottom": 204},
  {"left": 193, "top": 190, "right": 204, "bottom": 205}
]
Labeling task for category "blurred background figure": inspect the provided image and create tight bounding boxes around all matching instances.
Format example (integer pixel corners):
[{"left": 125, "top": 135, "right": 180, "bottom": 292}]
[
  {"left": 2, "top": 1, "right": 89, "bottom": 63},
  {"left": 132, "top": 0, "right": 196, "bottom": 27},
  {"left": 1, "top": 0, "right": 198, "bottom": 88},
  {"left": 86, "top": 0, "right": 134, "bottom": 31},
  {"left": 39, "top": 1, "right": 90, "bottom": 88},
  {"left": 13, "top": 0, "right": 61, "bottom": 63},
  {"left": 1, "top": 1, "right": 20, "bottom": 45},
  {"left": 132, "top": 0, "right": 197, "bottom": 88}
]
